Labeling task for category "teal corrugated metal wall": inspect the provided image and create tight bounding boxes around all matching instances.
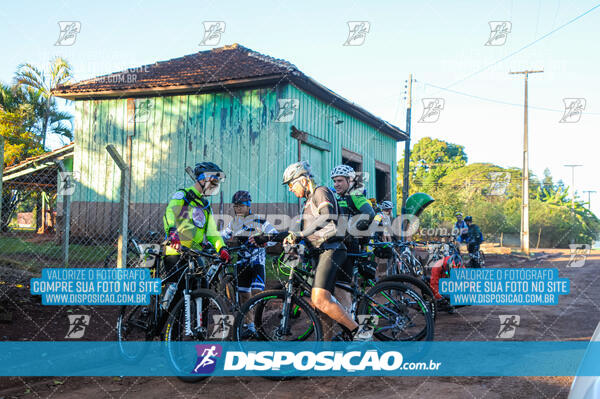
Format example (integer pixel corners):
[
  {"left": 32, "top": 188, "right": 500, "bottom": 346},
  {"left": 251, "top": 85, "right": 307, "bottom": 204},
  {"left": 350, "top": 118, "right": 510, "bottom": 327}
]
[
  {"left": 283, "top": 84, "right": 398, "bottom": 209},
  {"left": 73, "top": 87, "right": 295, "bottom": 207},
  {"left": 73, "top": 84, "right": 397, "bottom": 210}
]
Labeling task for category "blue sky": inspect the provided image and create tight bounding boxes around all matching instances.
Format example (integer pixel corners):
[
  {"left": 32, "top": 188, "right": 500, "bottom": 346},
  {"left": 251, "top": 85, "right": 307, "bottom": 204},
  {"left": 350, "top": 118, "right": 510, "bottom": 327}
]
[{"left": 2, "top": 0, "right": 599, "bottom": 214}]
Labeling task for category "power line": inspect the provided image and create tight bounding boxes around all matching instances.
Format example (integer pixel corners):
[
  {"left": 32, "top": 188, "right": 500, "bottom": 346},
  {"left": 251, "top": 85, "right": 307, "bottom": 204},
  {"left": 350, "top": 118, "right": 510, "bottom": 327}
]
[
  {"left": 420, "top": 81, "right": 600, "bottom": 115},
  {"left": 438, "top": 3, "right": 600, "bottom": 90}
]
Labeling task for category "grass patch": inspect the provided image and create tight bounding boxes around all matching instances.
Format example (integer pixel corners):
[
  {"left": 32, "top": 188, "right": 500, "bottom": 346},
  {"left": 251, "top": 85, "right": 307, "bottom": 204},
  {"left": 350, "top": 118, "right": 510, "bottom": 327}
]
[{"left": 0, "top": 236, "right": 114, "bottom": 269}]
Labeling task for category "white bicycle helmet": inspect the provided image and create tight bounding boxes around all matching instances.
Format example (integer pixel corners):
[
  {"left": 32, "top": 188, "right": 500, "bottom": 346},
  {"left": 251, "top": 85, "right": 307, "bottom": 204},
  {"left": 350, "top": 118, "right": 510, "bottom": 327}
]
[
  {"left": 282, "top": 161, "right": 312, "bottom": 185},
  {"left": 330, "top": 164, "right": 356, "bottom": 181},
  {"left": 380, "top": 201, "right": 393, "bottom": 210}
]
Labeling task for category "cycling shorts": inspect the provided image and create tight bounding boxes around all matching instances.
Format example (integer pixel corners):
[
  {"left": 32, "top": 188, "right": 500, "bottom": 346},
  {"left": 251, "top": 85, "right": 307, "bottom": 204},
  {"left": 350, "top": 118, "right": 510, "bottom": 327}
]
[
  {"left": 312, "top": 248, "right": 347, "bottom": 293},
  {"left": 236, "top": 261, "right": 265, "bottom": 293}
]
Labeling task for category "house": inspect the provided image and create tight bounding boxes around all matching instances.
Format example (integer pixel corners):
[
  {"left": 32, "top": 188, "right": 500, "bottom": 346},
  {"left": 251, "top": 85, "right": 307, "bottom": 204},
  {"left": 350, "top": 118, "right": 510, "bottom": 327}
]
[{"left": 54, "top": 43, "right": 407, "bottom": 239}]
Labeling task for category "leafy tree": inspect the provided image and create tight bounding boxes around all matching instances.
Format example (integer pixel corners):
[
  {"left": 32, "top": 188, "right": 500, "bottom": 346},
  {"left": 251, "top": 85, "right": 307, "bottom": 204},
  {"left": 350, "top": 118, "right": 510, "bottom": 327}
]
[
  {"left": 1, "top": 108, "right": 43, "bottom": 167},
  {"left": 397, "top": 137, "right": 599, "bottom": 247},
  {"left": 15, "top": 57, "right": 73, "bottom": 148},
  {"left": 398, "top": 137, "right": 467, "bottom": 195}
]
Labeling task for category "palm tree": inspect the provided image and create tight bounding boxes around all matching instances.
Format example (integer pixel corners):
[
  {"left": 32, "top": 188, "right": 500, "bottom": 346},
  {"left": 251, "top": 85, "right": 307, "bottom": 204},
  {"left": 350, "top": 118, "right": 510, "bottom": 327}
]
[{"left": 15, "top": 57, "right": 73, "bottom": 149}]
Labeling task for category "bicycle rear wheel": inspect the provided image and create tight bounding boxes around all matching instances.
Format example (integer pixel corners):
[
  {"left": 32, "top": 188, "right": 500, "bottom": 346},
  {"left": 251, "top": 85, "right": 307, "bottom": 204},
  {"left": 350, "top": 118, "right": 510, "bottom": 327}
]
[
  {"left": 377, "top": 274, "right": 438, "bottom": 320},
  {"left": 358, "top": 281, "right": 434, "bottom": 341}
]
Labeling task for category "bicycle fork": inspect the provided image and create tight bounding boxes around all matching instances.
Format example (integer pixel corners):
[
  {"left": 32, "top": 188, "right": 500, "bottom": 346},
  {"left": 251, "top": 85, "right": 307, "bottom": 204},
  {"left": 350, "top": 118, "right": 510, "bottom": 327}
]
[
  {"left": 182, "top": 265, "right": 205, "bottom": 337},
  {"left": 278, "top": 273, "right": 295, "bottom": 337}
]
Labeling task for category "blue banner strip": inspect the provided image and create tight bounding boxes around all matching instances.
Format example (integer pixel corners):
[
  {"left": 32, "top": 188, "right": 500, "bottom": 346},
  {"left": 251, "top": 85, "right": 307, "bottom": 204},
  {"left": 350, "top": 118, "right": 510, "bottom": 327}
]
[{"left": 0, "top": 342, "right": 599, "bottom": 377}]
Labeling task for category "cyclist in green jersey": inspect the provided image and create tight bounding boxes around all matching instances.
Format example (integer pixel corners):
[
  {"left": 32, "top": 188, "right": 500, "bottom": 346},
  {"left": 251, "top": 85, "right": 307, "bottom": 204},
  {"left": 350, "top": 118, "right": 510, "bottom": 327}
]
[
  {"left": 163, "top": 162, "right": 231, "bottom": 281},
  {"left": 330, "top": 165, "right": 376, "bottom": 282}
]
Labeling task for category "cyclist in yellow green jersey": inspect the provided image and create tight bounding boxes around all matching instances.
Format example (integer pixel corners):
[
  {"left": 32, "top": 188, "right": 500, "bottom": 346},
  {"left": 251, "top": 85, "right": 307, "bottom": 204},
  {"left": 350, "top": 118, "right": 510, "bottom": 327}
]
[{"left": 163, "top": 162, "right": 231, "bottom": 282}]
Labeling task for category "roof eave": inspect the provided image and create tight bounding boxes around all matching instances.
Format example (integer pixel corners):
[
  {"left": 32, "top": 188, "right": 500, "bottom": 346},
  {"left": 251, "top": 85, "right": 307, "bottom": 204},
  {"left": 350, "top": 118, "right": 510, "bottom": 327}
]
[
  {"left": 288, "top": 75, "right": 408, "bottom": 142},
  {"left": 3, "top": 143, "right": 74, "bottom": 178},
  {"left": 52, "top": 75, "right": 287, "bottom": 100}
]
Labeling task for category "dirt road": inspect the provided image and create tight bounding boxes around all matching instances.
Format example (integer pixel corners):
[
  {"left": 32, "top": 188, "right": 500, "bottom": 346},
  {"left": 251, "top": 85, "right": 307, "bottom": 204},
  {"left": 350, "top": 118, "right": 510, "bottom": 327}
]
[{"left": 1, "top": 250, "right": 599, "bottom": 398}]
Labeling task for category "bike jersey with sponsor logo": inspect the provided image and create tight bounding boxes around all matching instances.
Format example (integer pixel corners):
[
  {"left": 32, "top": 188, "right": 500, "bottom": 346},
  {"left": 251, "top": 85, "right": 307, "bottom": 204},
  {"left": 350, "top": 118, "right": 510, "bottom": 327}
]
[
  {"left": 300, "top": 186, "right": 344, "bottom": 249},
  {"left": 163, "top": 185, "right": 225, "bottom": 255},
  {"left": 222, "top": 215, "right": 278, "bottom": 265}
]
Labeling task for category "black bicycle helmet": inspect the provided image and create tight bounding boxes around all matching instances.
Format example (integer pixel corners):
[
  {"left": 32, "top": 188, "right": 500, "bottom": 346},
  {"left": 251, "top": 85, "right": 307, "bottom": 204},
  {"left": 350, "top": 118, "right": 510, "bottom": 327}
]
[
  {"left": 194, "top": 162, "right": 224, "bottom": 180},
  {"left": 232, "top": 190, "right": 252, "bottom": 204},
  {"left": 464, "top": 216, "right": 472, "bottom": 222}
]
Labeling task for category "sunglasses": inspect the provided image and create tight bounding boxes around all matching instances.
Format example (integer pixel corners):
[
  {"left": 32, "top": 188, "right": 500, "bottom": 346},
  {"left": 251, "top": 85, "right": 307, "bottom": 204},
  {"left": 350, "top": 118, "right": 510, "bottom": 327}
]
[
  {"left": 199, "top": 172, "right": 225, "bottom": 183},
  {"left": 288, "top": 179, "right": 302, "bottom": 189}
]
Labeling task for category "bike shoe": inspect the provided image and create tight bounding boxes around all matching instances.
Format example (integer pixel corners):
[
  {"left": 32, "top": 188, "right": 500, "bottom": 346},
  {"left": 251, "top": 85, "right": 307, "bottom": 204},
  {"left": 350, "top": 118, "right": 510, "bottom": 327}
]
[{"left": 240, "top": 324, "right": 257, "bottom": 339}]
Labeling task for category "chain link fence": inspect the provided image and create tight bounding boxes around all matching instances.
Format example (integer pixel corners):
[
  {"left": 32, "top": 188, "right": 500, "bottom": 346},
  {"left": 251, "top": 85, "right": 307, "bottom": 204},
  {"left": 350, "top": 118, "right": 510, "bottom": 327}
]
[{"left": 0, "top": 144, "right": 169, "bottom": 275}]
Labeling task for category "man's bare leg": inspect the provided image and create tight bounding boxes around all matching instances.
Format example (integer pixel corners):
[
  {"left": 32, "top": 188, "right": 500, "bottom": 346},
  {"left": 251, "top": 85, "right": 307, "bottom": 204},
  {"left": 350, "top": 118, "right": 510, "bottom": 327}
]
[{"left": 311, "top": 288, "right": 358, "bottom": 332}]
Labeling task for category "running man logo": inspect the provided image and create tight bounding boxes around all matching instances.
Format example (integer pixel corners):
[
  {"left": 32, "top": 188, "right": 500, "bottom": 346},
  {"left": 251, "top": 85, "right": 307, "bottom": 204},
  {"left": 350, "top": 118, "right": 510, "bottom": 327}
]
[
  {"left": 199, "top": 22, "right": 226, "bottom": 46},
  {"left": 129, "top": 99, "right": 154, "bottom": 123},
  {"left": 65, "top": 315, "right": 90, "bottom": 339},
  {"left": 57, "top": 172, "right": 79, "bottom": 196},
  {"left": 567, "top": 244, "right": 591, "bottom": 268},
  {"left": 485, "top": 21, "right": 512, "bottom": 46},
  {"left": 343, "top": 21, "right": 371, "bottom": 46},
  {"left": 274, "top": 99, "right": 299, "bottom": 123},
  {"left": 210, "top": 315, "right": 234, "bottom": 339},
  {"left": 559, "top": 98, "right": 586, "bottom": 123},
  {"left": 496, "top": 315, "right": 520, "bottom": 339},
  {"left": 55, "top": 21, "right": 81, "bottom": 46},
  {"left": 192, "top": 344, "right": 223, "bottom": 374},
  {"left": 418, "top": 98, "right": 445, "bottom": 123},
  {"left": 488, "top": 172, "right": 511, "bottom": 196}
]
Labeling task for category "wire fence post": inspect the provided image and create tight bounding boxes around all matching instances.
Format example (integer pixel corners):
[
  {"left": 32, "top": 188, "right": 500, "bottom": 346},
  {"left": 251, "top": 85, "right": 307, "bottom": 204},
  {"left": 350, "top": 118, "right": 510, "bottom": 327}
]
[
  {"left": 56, "top": 160, "right": 70, "bottom": 267},
  {"left": 0, "top": 136, "right": 4, "bottom": 231},
  {"left": 106, "top": 144, "right": 129, "bottom": 269}
]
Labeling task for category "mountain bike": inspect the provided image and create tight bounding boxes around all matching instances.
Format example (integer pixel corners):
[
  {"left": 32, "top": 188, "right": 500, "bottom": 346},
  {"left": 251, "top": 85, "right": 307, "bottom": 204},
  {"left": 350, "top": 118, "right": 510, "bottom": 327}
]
[
  {"left": 468, "top": 247, "right": 485, "bottom": 268},
  {"left": 116, "top": 244, "right": 230, "bottom": 382},
  {"left": 233, "top": 243, "right": 434, "bottom": 343}
]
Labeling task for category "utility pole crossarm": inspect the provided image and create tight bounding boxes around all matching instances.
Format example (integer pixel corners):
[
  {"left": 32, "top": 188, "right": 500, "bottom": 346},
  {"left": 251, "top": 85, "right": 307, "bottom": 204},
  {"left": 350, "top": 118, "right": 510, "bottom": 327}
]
[{"left": 509, "top": 70, "right": 544, "bottom": 75}]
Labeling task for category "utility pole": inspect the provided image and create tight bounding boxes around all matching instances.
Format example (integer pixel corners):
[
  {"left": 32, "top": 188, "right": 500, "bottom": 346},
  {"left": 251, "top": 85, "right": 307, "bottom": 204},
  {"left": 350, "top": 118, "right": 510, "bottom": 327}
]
[
  {"left": 401, "top": 74, "right": 413, "bottom": 210},
  {"left": 583, "top": 190, "right": 596, "bottom": 210},
  {"left": 510, "top": 69, "right": 543, "bottom": 256},
  {"left": 564, "top": 164, "right": 582, "bottom": 209}
]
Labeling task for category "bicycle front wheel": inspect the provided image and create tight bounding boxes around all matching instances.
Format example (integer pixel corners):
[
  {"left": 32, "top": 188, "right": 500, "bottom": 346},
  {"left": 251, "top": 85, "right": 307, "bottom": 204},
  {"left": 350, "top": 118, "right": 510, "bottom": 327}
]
[
  {"left": 358, "top": 282, "right": 434, "bottom": 341},
  {"left": 165, "top": 289, "right": 230, "bottom": 382},
  {"left": 234, "top": 290, "right": 322, "bottom": 342},
  {"left": 117, "top": 304, "right": 153, "bottom": 363}
]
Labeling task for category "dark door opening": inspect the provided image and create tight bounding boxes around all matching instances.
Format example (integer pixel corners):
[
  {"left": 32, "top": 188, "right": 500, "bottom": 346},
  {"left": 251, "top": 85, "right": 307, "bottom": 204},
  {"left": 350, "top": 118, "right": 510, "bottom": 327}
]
[
  {"left": 375, "top": 162, "right": 391, "bottom": 203},
  {"left": 342, "top": 156, "right": 361, "bottom": 172}
]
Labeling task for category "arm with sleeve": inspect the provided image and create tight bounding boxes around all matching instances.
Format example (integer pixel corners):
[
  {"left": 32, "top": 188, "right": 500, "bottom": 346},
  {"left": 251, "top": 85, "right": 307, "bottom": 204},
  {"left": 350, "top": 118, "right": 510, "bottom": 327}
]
[
  {"left": 351, "top": 195, "right": 375, "bottom": 230},
  {"left": 205, "top": 211, "right": 225, "bottom": 252},
  {"left": 298, "top": 187, "right": 339, "bottom": 244},
  {"left": 261, "top": 219, "right": 279, "bottom": 247},
  {"left": 163, "top": 195, "right": 184, "bottom": 234},
  {"left": 221, "top": 220, "right": 234, "bottom": 242}
]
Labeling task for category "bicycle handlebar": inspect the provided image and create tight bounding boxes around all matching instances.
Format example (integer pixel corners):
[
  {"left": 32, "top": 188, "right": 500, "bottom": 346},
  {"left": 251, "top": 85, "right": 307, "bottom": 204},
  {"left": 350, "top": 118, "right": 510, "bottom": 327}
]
[{"left": 178, "top": 245, "right": 222, "bottom": 261}]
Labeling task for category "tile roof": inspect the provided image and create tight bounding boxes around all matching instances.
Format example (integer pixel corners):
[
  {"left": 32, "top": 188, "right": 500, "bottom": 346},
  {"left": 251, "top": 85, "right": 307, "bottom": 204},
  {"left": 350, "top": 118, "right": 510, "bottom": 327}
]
[
  {"left": 53, "top": 44, "right": 406, "bottom": 140},
  {"left": 54, "top": 44, "right": 297, "bottom": 96}
]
